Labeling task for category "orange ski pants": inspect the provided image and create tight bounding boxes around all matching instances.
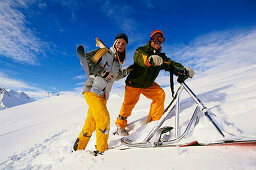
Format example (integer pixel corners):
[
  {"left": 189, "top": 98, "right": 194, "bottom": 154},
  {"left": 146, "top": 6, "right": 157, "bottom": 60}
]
[
  {"left": 76, "top": 92, "right": 110, "bottom": 152},
  {"left": 115, "top": 82, "right": 165, "bottom": 130}
]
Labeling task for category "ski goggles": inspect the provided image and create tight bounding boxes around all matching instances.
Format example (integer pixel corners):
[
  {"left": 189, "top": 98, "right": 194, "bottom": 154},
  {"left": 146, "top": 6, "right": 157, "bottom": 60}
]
[{"left": 151, "top": 35, "right": 165, "bottom": 44}]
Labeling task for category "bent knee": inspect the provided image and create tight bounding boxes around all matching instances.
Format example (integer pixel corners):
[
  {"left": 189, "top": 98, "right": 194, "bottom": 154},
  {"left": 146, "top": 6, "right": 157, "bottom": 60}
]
[{"left": 156, "top": 89, "right": 165, "bottom": 101}]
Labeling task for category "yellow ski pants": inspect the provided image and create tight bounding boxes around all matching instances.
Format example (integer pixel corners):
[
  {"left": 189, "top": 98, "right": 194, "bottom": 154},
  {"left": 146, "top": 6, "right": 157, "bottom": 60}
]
[
  {"left": 76, "top": 92, "right": 110, "bottom": 152},
  {"left": 115, "top": 82, "right": 165, "bottom": 130}
]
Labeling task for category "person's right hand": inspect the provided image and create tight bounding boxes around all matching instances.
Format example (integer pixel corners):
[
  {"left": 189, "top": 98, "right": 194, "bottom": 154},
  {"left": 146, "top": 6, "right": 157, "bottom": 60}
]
[
  {"left": 101, "top": 70, "right": 114, "bottom": 81},
  {"left": 177, "top": 67, "right": 195, "bottom": 83},
  {"left": 148, "top": 55, "right": 163, "bottom": 66},
  {"left": 186, "top": 67, "right": 195, "bottom": 78}
]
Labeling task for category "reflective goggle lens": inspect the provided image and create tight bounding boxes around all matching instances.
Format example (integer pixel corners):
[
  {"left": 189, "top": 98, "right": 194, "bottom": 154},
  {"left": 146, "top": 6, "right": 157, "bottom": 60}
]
[{"left": 151, "top": 35, "right": 165, "bottom": 44}]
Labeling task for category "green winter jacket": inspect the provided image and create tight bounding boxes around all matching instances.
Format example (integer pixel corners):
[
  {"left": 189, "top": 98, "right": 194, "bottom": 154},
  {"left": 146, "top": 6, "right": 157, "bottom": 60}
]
[{"left": 125, "top": 42, "right": 184, "bottom": 88}]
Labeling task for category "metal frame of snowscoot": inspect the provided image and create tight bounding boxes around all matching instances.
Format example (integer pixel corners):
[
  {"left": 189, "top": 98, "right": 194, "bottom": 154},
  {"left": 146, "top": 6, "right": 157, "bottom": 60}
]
[{"left": 121, "top": 82, "right": 225, "bottom": 148}]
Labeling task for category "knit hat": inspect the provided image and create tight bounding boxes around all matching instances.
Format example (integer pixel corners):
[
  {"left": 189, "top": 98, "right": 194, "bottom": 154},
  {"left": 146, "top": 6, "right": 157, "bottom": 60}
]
[
  {"left": 115, "top": 33, "right": 128, "bottom": 44},
  {"left": 150, "top": 30, "right": 164, "bottom": 38}
]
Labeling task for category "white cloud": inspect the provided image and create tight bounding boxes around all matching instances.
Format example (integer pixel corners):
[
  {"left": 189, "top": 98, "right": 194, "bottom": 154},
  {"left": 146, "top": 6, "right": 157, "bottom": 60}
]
[
  {"left": 0, "top": 72, "right": 48, "bottom": 99},
  {"left": 60, "top": 87, "right": 82, "bottom": 96},
  {"left": 141, "top": 0, "right": 155, "bottom": 8},
  {"left": 73, "top": 74, "right": 86, "bottom": 80},
  {"left": 100, "top": 1, "right": 137, "bottom": 34},
  {"left": 0, "top": 0, "right": 47, "bottom": 65},
  {"left": 38, "top": 3, "right": 46, "bottom": 9},
  {"left": 25, "top": 90, "right": 49, "bottom": 99},
  {"left": 164, "top": 28, "right": 256, "bottom": 76},
  {"left": 76, "top": 82, "right": 85, "bottom": 86},
  {"left": 0, "top": 72, "right": 36, "bottom": 90}
]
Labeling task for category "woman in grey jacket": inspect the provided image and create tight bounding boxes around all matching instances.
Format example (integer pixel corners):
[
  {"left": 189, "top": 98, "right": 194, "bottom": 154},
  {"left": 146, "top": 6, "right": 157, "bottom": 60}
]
[{"left": 73, "top": 33, "right": 132, "bottom": 155}]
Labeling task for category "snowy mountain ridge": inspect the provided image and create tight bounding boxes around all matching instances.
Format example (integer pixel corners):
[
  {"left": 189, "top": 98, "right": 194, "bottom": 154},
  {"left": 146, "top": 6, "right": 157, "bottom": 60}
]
[{"left": 0, "top": 88, "right": 36, "bottom": 111}]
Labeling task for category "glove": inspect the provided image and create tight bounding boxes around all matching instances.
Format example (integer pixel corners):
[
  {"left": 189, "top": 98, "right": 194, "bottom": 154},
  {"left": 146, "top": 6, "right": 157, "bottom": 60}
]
[
  {"left": 148, "top": 55, "right": 163, "bottom": 66},
  {"left": 177, "top": 75, "right": 187, "bottom": 83},
  {"left": 101, "top": 70, "right": 114, "bottom": 81},
  {"left": 177, "top": 67, "right": 195, "bottom": 83},
  {"left": 186, "top": 67, "right": 194, "bottom": 78}
]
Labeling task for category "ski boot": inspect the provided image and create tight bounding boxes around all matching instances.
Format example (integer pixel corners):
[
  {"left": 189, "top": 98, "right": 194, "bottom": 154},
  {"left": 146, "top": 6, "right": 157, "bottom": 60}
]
[
  {"left": 73, "top": 138, "right": 79, "bottom": 151},
  {"left": 91, "top": 150, "right": 104, "bottom": 156},
  {"left": 113, "top": 126, "right": 129, "bottom": 136}
]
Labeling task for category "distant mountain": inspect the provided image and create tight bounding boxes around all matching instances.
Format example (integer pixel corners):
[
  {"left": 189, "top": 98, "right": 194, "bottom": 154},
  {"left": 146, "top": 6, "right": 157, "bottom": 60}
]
[{"left": 0, "top": 87, "right": 36, "bottom": 111}]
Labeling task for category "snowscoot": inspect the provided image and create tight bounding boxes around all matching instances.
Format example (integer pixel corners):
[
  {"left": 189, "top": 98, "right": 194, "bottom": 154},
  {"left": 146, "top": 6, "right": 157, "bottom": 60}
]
[{"left": 121, "top": 82, "right": 256, "bottom": 148}]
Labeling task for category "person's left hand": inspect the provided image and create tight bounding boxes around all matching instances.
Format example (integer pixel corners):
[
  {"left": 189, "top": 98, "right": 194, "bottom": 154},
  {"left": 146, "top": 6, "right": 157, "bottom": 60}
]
[{"left": 177, "top": 67, "right": 195, "bottom": 83}]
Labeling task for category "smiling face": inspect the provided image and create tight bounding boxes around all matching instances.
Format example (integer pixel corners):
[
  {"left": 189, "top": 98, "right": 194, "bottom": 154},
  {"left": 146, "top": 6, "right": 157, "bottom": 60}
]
[
  {"left": 115, "top": 39, "right": 126, "bottom": 53},
  {"left": 150, "top": 40, "right": 162, "bottom": 51},
  {"left": 150, "top": 33, "right": 164, "bottom": 51}
]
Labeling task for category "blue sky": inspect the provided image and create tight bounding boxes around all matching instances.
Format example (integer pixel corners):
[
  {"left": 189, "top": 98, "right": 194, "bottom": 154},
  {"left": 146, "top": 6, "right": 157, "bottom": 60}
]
[{"left": 0, "top": 0, "right": 256, "bottom": 99}]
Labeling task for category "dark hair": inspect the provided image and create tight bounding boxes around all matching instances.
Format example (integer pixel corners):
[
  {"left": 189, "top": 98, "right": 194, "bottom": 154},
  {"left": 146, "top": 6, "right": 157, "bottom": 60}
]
[{"left": 115, "top": 33, "right": 128, "bottom": 44}]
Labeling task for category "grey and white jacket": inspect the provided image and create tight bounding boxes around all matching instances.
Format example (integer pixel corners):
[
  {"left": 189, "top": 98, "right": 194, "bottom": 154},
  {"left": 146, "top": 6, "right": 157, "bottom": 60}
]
[{"left": 83, "top": 45, "right": 128, "bottom": 100}]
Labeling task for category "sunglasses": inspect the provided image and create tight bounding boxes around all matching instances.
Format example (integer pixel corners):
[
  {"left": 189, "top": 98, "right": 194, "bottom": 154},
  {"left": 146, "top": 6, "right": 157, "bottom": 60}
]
[{"left": 151, "top": 35, "right": 165, "bottom": 44}]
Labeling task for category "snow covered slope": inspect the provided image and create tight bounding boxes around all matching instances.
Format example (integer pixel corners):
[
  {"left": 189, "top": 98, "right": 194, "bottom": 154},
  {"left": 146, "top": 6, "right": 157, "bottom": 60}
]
[
  {"left": 0, "top": 88, "right": 35, "bottom": 110},
  {"left": 0, "top": 65, "right": 256, "bottom": 170}
]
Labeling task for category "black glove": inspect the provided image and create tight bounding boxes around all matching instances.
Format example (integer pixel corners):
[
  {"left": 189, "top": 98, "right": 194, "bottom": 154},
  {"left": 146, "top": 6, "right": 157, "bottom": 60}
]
[
  {"left": 177, "top": 74, "right": 188, "bottom": 83},
  {"left": 163, "top": 64, "right": 184, "bottom": 75},
  {"left": 177, "top": 67, "right": 194, "bottom": 83},
  {"left": 101, "top": 70, "right": 114, "bottom": 81}
]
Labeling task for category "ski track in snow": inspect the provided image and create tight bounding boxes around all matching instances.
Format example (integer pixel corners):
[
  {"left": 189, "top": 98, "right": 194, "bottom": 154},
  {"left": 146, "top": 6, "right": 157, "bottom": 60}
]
[{"left": 1, "top": 65, "right": 256, "bottom": 169}]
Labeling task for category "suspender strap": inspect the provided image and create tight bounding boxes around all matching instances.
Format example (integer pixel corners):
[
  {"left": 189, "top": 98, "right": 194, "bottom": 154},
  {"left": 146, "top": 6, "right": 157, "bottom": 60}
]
[{"left": 92, "top": 48, "right": 109, "bottom": 63}]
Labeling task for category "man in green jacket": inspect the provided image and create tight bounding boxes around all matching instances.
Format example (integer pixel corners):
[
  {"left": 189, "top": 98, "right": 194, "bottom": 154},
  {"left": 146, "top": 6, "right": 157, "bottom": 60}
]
[{"left": 115, "top": 30, "right": 194, "bottom": 136}]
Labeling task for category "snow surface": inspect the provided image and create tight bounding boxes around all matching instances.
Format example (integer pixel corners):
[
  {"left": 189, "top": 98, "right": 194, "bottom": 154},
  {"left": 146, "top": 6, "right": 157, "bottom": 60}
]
[
  {"left": 1, "top": 65, "right": 256, "bottom": 170},
  {"left": 0, "top": 88, "right": 35, "bottom": 111}
]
